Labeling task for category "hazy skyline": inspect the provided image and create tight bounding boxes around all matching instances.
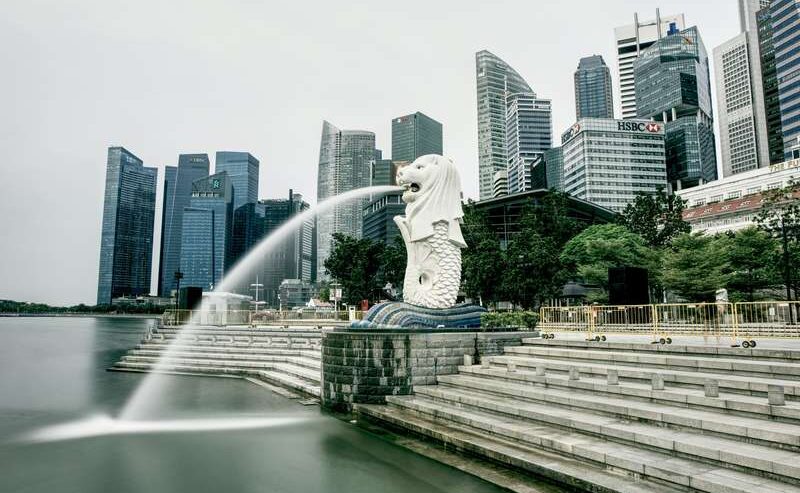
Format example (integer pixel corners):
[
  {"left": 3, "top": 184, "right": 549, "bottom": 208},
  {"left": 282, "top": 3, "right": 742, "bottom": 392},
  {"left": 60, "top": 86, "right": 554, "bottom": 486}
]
[{"left": 0, "top": 0, "right": 738, "bottom": 305}]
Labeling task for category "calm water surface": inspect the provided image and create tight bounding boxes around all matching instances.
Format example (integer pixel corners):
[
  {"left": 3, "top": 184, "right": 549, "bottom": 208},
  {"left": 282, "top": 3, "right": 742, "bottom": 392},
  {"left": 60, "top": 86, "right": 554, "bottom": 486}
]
[{"left": 0, "top": 317, "right": 517, "bottom": 493}]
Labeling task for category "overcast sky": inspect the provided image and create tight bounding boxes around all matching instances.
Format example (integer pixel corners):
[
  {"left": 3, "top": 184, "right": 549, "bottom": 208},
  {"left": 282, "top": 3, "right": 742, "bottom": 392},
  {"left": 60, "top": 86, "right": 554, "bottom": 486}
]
[{"left": 0, "top": 0, "right": 738, "bottom": 305}]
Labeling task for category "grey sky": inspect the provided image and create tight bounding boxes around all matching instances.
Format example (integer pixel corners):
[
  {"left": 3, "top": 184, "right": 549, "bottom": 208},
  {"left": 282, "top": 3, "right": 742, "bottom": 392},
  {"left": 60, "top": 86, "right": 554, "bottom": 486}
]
[{"left": 0, "top": 0, "right": 738, "bottom": 305}]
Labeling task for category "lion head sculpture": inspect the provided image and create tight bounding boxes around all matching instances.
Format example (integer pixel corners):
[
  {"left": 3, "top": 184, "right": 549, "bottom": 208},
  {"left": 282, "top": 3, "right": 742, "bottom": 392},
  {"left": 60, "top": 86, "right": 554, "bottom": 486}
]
[{"left": 396, "top": 154, "right": 466, "bottom": 248}]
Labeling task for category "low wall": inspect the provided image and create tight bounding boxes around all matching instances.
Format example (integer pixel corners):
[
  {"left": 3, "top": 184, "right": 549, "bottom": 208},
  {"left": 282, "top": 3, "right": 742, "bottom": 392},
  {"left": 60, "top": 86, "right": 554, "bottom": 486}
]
[{"left": 321, "top": 328, "right": 537, "bottom": 411}]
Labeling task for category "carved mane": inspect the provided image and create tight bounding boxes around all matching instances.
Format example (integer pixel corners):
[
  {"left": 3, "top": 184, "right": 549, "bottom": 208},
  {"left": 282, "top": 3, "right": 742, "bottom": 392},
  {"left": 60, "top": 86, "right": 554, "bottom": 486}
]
[{"left": 404, "top": 155, "right": 466, "bottom": 248}]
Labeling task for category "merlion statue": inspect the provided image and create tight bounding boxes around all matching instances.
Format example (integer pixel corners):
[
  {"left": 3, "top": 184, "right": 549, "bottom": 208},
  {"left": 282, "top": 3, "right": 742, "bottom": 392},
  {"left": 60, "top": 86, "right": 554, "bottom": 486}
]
[{"left": 394, "top": 155, "right": 466, "bottom": 309}]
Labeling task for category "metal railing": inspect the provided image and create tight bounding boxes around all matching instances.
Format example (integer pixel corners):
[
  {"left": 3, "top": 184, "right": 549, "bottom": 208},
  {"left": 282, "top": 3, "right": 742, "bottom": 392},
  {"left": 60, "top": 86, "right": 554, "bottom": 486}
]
[
  {"left": 540, "top": 301, "right": 800, "bottom": 343},
  {"left": 160, "top": 309, "right": 362, "bottom": 327}
]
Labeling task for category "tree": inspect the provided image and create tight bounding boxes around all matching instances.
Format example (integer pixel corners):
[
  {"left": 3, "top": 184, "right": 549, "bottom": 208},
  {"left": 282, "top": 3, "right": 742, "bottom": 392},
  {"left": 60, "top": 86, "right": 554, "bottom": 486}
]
[
  {"left": 503, "top": 194, "right": 582, "bottom": 309},
  {"left": 324, "top": 233, "right": 385, "bottom": 305},
  {"left": 380, "top": 236, "right": 407, "bottom": 298},
  {"left": 756, "top": 180, "right": 800, "bottom": 302},
  {"left": 461, "top": 206, "right": 506, "bottom": 306},
  {"left": 618, "top": 189, "right": 691, "bottom": 248},
  {"left": 560, "top": 224, "right": 660, "bottom": 302},
  {"left": 721, "top": 227, "right": 780, "bottom": 302},
  {"left": 663, "top": 233, "right": 729, "bottom": 302}
]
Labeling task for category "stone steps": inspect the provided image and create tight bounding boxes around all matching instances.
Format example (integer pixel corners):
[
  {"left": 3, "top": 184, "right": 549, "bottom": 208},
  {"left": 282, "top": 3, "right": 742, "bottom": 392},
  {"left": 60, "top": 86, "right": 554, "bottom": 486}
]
[
  {"left": 435, "top": 374, "right": 800, "bottom": 449},
  {"left": 378, "top": 394, "right": 800, "bottom": 493},
  {"left": 357, "top": 403, "right": 684, "bottom": 493},
  {"left": 522, "top": 339, "right": 800, "bottom": 363},
  {"left": 414, "top": 384, "right": 800, "bottom": 482},
  {"left": 111, "top": 326, "right": 323, "bottom": 397},
  {"left": 491, "top": 353, "right": 800, "bottom": 401},
  {"left": 505, "top": 345, "right": 800, "bottom": 380},
  {"left": 458, "top": 364, "right": 800, "bottom": 422}
]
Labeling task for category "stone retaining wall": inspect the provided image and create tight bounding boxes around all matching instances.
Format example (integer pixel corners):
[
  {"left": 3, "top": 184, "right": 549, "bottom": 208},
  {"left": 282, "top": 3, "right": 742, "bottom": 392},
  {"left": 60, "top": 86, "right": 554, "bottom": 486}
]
[{"left": 321, "top": 329, "right": 537, "bottom": 411}]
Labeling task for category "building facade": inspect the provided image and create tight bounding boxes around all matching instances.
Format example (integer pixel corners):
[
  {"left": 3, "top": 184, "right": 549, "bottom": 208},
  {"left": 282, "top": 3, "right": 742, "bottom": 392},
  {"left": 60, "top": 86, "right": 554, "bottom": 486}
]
[
  {"left": 544, "top": 147, "right": 565, "bottom": 191},
  {"left": 278, "top": 279, "right": 318, "bottom": 309},
  {"left": 678, "top": 157, "right": 800, "bottom": 233},
  {"left": 362, "top": 194, "right": 406, "bottom": 245},
  {"left": 757, "top": 3, "right": 787, "bottom": 164},
  {"left": 476, "top": 50, "right": 534, "bottom": 200},
  {"left": 614, "top": 11, "right": 686, "bottom": 119},
  {"left": 574, "top": 55, "right": 614, "bottom": 119},
  {"left": 180, "top": 172, "right": 233, "bottom": 291},
  {"left": 391, "top": 112, "right": 443, "bottom": 162},
  {"left": 770, "top": 0, "right": 800, "bottom": 158},
  {"left": 157, "top": 153, "right": 209, "bottom": 297},
  {"left": 214, "top": 151, "right": 259, "bottom": 211},
  {"left": 634, "top": 26, "right": 717, "bottom": 190},
  {"left": 316, "top": 121, "right": 375, "bottom": 280},
  {"left": 562, "top": 118, "right": 667, "bottom": 213},
  {"left": 97, "top": 147, "right": 158, "bottom": 305},
  {"left": 505, "top": 93, "right": 552, "bottom": 194}
]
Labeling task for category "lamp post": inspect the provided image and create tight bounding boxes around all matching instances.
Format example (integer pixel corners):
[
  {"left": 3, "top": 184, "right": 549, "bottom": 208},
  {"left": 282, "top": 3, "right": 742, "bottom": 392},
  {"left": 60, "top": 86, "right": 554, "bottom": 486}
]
[{"left": 173, "top": 271, "right": 183, "bottom": 324}]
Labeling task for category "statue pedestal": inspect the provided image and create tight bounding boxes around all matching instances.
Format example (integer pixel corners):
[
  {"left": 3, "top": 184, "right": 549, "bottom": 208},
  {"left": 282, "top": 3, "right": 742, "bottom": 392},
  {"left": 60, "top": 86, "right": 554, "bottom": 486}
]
[
  {"left": 321, "top": 326, "right": 538, "bottom": 412},
  {"left": 352, "top": 301, "right": 487, "bottom": 329}
]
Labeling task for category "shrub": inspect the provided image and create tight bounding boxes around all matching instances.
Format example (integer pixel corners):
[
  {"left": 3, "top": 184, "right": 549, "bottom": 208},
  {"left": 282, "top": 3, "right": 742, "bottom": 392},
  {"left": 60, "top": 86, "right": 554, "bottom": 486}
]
[{"left": 481, "top": 311, "right": 539, "bottom": 329}]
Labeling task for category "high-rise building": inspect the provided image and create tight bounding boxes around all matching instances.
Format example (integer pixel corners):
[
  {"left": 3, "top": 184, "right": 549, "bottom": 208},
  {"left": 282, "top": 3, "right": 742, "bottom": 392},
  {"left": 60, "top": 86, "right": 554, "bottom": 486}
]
[
  {"left": 97, "top": 147, "right": 158, "bottom": 305},
  {"left": 391, "top": 112, "right": 443, "bottom": 161},
  {"left": 180, "top": 172, "right": 233, "bottom": 291},
  {"left": 614, "top": 11, "right": 686, "bottom": 119},
  {"left": 544, "top": 147, "right": 565, "bottom": 191},
  {"left": 715, "top": 1, "right": 773, "bottom": 176},
  {"left": 769, "top": 0, "right": 800, "bottom": 158},
  {"left": 562, "top": 118, "right": 667, "bottom": 212},
  {"left": 258, "top": 191, "right": 314, "bottom": 307},
  {"left": 476, "top": 50, "right": 534, "bottom": 200},
  {"left": 157, "top": 154, "right": 209, "bottom": 297},
  {"left": 505, "top": 92, "right": 552, "bottom": 194},
  {"left": 757, "top": 4, "right": 786, "bottom": 164},
  {"left": 214, "top": 151, "right": 259, "bottom": 211},
  {"left": 316, "top": 121, "right": 375, "bottom": 279},
  {"left": 574, "top": 55, "right": 614, "bottom": 119},
  {"left": 492, "top": 170, "right": 508, "bottom": 198},
  {"left": 635, "top": 26, "right": 717, "bottom": 190},
  {"left": 362, "top": 194, "right": 406, "bottom": 245}
]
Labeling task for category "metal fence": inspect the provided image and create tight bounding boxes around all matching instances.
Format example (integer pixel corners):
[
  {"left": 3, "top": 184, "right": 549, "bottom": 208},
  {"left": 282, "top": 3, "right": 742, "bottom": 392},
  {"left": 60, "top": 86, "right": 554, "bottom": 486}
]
[
  {"left": 160, "top": 309, "right": 361, "bottom": 327},
  {"left": 540, "top": 301, "right": 800, "bottom": 343}
]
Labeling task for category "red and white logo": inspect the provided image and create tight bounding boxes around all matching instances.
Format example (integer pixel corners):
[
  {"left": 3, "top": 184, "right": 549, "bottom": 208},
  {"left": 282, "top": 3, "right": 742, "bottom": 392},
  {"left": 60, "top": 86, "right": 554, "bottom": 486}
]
[{"left": 645, "top": 122, "right": 660, "bottom": 133}]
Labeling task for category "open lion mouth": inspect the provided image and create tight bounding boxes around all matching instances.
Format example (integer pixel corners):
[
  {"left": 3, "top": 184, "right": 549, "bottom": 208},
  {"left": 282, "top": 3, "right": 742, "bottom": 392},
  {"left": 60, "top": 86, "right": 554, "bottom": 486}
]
[{"left": 409, "top": 183, "right": 420, "bottom": 193}]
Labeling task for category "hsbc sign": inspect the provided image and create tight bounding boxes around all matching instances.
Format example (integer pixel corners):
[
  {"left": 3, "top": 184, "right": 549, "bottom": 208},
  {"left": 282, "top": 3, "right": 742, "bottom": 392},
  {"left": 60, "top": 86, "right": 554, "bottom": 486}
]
[{"left": 617, "top": 121, "right": 661, "bottom": 133}]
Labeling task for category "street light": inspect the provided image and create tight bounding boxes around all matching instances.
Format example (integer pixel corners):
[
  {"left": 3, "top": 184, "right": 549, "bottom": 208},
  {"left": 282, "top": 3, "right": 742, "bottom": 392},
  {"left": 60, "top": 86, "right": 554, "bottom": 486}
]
[{"left": 173, "top": 271, "right": 184, "bottom": 324}]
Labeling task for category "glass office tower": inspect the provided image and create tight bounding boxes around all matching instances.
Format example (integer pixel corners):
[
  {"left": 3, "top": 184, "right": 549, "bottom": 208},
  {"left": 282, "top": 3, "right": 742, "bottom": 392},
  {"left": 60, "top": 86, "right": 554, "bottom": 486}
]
[
  {"left": 574, "top": 55, "right": 614, "bottom": 119},
  {"left": 757, "top": 4, "right": 786, "bottom": 164},
  {"left": 180, "top": 172, "right": 233, "bottom": 291},
  {"left": 769, "top": 0, "right": 800, "bottom": 158},
  {"left": 316, "top": 121, "right": 375, "bottom": 279},
  {"left": 215, "top": 151, "right": 259, "bottom": 211},
  {"left": 635, "top": 26, "right": 717, "bottom": 190},
  {"left": 391, "top": 112, "right": 443, "bottom": 162},
  {"left": 505, "top": 92, "right": 552, "bottom": 194},
  {"left": 97, "top": 147, "right": 158, "bottom": 305},
  {"left": 157, "top": 153, "right": 209, "bottom": 296},
  {"left": 475, "top": 50, "right": 534, "bottom": 199}
]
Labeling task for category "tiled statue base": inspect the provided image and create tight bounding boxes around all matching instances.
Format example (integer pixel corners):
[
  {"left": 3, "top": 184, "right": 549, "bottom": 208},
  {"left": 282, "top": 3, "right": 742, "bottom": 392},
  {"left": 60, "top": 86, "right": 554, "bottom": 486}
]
[{"left": 351, "top": 302, "right": 487, "bottom": 329}]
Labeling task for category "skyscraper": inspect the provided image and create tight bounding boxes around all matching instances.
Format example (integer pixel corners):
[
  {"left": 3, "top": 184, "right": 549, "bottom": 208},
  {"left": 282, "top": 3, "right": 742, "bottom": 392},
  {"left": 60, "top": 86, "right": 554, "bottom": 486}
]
[
  {"left": 635, "top": 26, "right": 717, "bottom": 190},
  {"left": 505, "top": 93, "right": 552, "bottom": 194},
  {"left": 97, "top": 147, "right": 158, "bottom": 305},
  {"left": 157, "top": 154, "right": 209, "bottom": 297},
  {"left": 391, "top": 112, "right": 443, "bottom": 161},
  {"left": 316, "top": 121, "right": 375, "bottom": 279},
  {"left": 180, "top": 172, "right": 233, "bottom": 291},
  {"left": 614, "top": 11, "right": 686, "bottom": 119},
  {"left": 769, "top": 0, "right": 800, "bottom": 158},
  {"left": 714, "top": 0, "right": 773, "bottom": 176},
  {"left": 757, "top": 4, "right": 786, "bottom": 164},
  {"left": 214, "top": 151, "right": 259, "bottom": 211},
  {"left": 476, "top": 50, "right": 534, "bottom": 200},
  {"left": 544, "top": 147, "right": 565, "bottom": 191},
  {"left": 574, "top": 55, "right": 614, "bottom": 119},
  {"left": 258, "top": 191, "right": 314, "bottom": 306}
]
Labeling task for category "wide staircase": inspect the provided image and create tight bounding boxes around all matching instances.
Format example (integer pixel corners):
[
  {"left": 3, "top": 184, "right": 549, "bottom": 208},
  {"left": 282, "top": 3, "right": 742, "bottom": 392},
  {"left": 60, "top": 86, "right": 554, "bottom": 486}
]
[
  {"left": 110, "top": 325, "right": 323, "bottom": 398},
  {"left": 358, "top": 337, "right": 800, "bottom": 493}
]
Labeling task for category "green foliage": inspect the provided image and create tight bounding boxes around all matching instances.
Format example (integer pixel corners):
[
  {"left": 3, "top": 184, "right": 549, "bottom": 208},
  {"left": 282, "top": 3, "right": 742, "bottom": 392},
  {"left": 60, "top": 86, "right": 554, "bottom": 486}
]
[
  {"left": 324, "top": 233, "right": 386, "bottom": 305},
  {"left": 720, "top": 227, "right": 781, "bottom": 302},
  {"left": 503, "top": 193, "right": 582, "bottom": 309},
  {"left": 662, "top": 233, "right": 729, "bottom": 302},
  {"left": 560, "top": 224, "right": 660, "bottom": 301},
  {"left": 381, "top": 236, "right": 407, "bottom": 295},
  {"left": 481, "top": 311, "right": 539, "bottom": 329},
  {"left": 461, "top": 206, "right": 506, "bottom": 306},
  {"left": 618, "top": 189, "right": 691, "bottom": 248},
  {"left": 0, "top": 299, "right": 166, "bottom": 314},
  {"left": 756, "top": 181, "right": 800, "bottom": 298}
]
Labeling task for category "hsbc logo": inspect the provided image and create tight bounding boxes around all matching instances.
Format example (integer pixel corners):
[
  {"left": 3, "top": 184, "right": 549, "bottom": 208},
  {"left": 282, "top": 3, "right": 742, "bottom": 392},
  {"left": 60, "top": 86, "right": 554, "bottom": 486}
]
[{"left": 617, "top": 121, "right": 661, "bottom": 133}]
